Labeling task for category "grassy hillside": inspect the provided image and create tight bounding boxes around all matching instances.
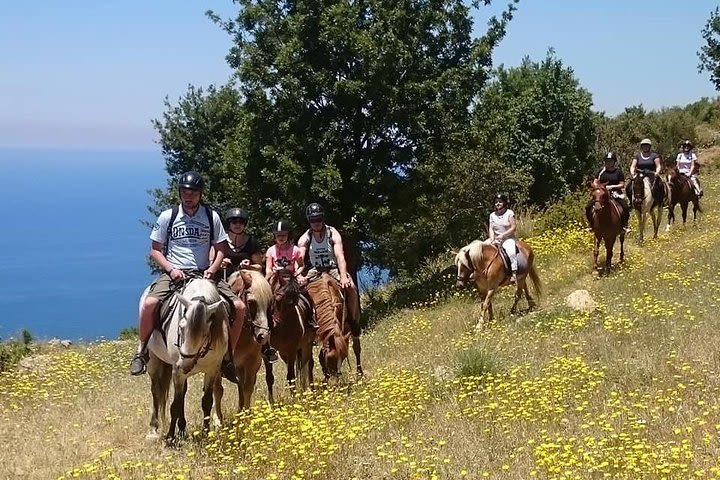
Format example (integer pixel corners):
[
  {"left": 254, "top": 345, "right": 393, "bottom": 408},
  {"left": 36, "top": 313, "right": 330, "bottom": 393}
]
[{"left": 2, "top": 175, "right": 720, "bottom": 480}]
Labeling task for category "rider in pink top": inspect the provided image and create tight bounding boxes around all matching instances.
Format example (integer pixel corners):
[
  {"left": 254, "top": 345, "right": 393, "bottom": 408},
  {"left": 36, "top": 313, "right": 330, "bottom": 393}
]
[{"left": 265, "top": 220, "right": 305, "bottom": 280}]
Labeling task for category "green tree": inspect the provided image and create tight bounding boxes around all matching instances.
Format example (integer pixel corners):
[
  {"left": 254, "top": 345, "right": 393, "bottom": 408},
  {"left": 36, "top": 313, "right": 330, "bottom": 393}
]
[
  {"left": 472, "top": 51, "right": 596, "bottom": 206},
  {"left": 699, "top": 7, "right": 720, "bottom": 91}
]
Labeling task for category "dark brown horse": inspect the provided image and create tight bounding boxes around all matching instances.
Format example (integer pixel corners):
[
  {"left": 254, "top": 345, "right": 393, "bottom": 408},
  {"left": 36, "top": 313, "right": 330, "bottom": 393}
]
[
  {"left": 666, "top": 167, "right": 701, "bottom": 230},
  {"left": 586, "top": 179, "right": 625, "bottom": 272},
  {"left": 264, "top": 269, "right": 315, "bottom": 404},
  {"left": 455, "top": 239, "right": 541, "bottom": 330},
  {"left": 305, "top": 273, "right": 360, "bottom": 383}
]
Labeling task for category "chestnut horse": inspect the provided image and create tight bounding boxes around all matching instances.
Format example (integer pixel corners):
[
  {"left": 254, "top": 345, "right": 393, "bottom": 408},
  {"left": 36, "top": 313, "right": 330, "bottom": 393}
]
[
  {"left": 305, "top": 273, "right": 361, "bottom": 383},
  {"left": 455, "top": 239, "right": 541, "bottom": 330},
  {"left": 586, "top": 179, "right": 625, "bottom": 272},
  {"left": 264, "top": 269, "right": 315, "bottom": 404},
  {"left": 216, "top": 269, "right": 273, "bottom": 410},
  {"left": 666, "top": 167, "right": 701, "bottom": 230}
]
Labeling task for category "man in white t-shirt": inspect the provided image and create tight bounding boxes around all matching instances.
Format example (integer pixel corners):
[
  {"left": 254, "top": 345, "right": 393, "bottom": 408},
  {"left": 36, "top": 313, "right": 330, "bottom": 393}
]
[{"left": 129, "top": 171, "right": 248, "bottom": 376}]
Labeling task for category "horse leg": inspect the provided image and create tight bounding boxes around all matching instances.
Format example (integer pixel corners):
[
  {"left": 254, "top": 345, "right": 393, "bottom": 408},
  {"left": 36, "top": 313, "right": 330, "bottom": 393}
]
[
  {"left": 263, "top": 359, "right": 275, "bottom": 407},
  {"left": 147, "top": 356, "right": 171, "bottom": 441},
  {"left": 636, "top": 209, "right": 645, "bottom": 244},
  {"left": 319, "top": 348, "right": 330, "bottom": 381},
  {"left": 604, "top": 236, "right": 615, "bottom": 272},
  {"left": 167, "top": 374, "right": 188, "bottom": 441},
  {"left": 510, "top": 282, "right": 523, "bottom": 314},
  {"left": 284, "top": 350, "right": 297, "bottom": 390},
  {"left": 201, "top": 373, "right": 217, "bottom": 433},
  {"left": 681, "top": 201, "right": 689, "bottom": 225},
  {"left": 476, "top": 289, "right": 495, "bottom": 331},
  {"left": 243, "top": 357, "right": 260, "bottom": 409},
  {"left": 666, "top": 203, "right": 675, "bottom": 232},
  {"left": 212, "top": 375, "right": 223, "bottom": 428},
  {"left": 650, "top": 208, "right": 659, "bottom": 239},
  {"left": 592, "top": 235, "right": 601, "bottom": 271},
  {"left": 619, "top": 231, "right": 625, "bottom": 263},
  {"left": 352, "top": 335, "right": 363, "bottom": 377}
]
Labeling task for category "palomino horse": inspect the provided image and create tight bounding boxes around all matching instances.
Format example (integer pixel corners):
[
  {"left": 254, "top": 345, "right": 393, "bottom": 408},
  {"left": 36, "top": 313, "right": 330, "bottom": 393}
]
[
  {"left": 666, "top": 167, "right": 701, "bottom": 230},
  {"left": 455, "top": 239, "right": 541, "bottom": 331},
  {"left": 143, "top": 277, "right": 228, "bottom": 441},
  {"left": 587, "top": 179, "right": 625, "bottom": 272},
  {"left": 218, "top": 269, "right": 273, "bottom": 410},
  {"left": 305, "top": 273, "right": 362, "bottom": 383},
  {"left": 631, "top": 170, "right": 667, "bottom": 243},
  {"left": 264, "top": 269, "right": 315, "bottom": 403}
]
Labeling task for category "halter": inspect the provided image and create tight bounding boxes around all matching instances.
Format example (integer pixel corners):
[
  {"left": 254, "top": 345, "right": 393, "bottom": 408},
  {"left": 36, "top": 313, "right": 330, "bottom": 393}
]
[
  {"left": 174, "top": 295, "right": 215, "bottom": 367},
  {"left": 456, "top": 249, "right": 475, "bottom": 283}
]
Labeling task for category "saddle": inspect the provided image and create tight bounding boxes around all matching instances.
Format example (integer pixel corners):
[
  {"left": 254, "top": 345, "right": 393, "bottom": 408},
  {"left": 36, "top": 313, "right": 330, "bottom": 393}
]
[{"left": 495, "top": 244, "right": 528, "bottom": 276}]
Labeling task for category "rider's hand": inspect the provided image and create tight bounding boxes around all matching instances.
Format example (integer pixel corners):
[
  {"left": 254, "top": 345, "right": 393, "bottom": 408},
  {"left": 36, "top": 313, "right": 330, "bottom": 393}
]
[
  {"left": 240, "top": 259, "right": 251, "bottom": 268},
  {"left": 297, "top": 275, "right": 307, "bottom": 287},
  {"left": 340, "top": 274, "right": 352, "bottom": 289},
  {"left": 203, "top": 268, "right": 217, "bottom": 280},
  {"left": 221, "top": 258, "right": 232, "bottom": 269},
  {"left": 169, "top": 268, "right": 185, "bottom": 282}
]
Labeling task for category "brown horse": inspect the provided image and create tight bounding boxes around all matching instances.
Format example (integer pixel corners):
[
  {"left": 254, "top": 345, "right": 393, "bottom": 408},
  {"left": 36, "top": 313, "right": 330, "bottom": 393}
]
[
  {"left": 215, "top": 269, "right": 273, "bottom": 410},
  {"left": 454, "top": 239, "right": 541, "bottom": 330},
  {"left": 666, "top": 167, "right": 701, "bottom": 230},
  {"left": 264, "top": 269, "right": 315, "bottom": 404},
  {"left": 586, "top": 179, "right": 625, "bottom": 272},
  {"left": 305, "top": 273, "right": 361, "bottom": 383}
]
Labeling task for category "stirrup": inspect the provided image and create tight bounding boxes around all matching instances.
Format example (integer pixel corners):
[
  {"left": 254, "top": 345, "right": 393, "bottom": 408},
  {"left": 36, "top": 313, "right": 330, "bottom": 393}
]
[{"left": 130, "top": 352, "right": 148, "bottom": 376}]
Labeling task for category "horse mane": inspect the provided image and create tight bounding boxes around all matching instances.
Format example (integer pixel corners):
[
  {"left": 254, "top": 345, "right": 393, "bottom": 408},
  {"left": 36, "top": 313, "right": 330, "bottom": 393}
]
[
  {"left": 243, "top": 270, "right": 273, "bottom": 308},
  {"left": 466, "top": 240, "right": 486, "bottom": 271},
  {"left": 182, "top": 279, "right": 223, "bottom": 333},
  {"left": 306, "top": 275, "right": 348, "bottom": 360}
]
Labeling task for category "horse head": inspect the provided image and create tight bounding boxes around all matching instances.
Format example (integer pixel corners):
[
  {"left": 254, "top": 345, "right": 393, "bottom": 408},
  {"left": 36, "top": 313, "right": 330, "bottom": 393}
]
[
  {"left": 632, "top": 172, "right": 648, "bottom": 208},
  {"left": 242, "top": 270, "right": 273, "bottom": 345},
  {"left": 590, "top": 180, "right": 609, "bottom": 212},
  {"left": 455, "top": 241, "right": 484, "bottom": 287},
  {"left": 174, "top": 280, "right": 226, "bottom": 373}
]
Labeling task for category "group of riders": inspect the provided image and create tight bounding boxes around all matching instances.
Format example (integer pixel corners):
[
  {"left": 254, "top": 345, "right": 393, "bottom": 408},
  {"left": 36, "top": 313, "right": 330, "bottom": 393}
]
[
  {"left": 489, "top": 138, "right": 704, "bottom": 285},
  {"left": 584, "top": 138, "right": 703, "bottom": 232},
  {"left": 129, "top": 170, "right": 359, "bottom": 378}
]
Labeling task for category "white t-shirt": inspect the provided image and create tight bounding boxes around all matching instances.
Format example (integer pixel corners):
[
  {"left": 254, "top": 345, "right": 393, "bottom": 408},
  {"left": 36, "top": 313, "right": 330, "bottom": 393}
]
[
  {"left": 150, "top": 205, "right": 227, "bottom": 271},
  {"left": 489, "top": 209, "right": 515, "bottom": 239},
  {"left": 675, "top": 152, "right": 696, "bottom": 175}
]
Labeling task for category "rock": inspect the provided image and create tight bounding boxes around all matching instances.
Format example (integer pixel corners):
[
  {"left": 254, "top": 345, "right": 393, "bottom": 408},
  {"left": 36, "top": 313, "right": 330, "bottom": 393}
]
[
  {"left": 47, "top": 337, "right": 61, "bottom": 347},
  {"left": 59, "top": 340, "right": 72, "bottom": 348},
  {"left": 565, "top": 289, "right": 598, "bottom": 313}
]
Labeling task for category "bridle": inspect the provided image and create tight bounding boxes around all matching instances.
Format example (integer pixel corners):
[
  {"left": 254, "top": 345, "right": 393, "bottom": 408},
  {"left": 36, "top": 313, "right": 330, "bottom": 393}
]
[{"left": 175, "top": 295, "right": 215, "bottom": 365}]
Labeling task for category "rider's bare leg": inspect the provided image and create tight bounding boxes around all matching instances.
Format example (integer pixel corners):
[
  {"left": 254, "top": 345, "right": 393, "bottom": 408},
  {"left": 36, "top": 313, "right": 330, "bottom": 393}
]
[{"left": 130, "top": 296, "right": 159, "bottom": 375}]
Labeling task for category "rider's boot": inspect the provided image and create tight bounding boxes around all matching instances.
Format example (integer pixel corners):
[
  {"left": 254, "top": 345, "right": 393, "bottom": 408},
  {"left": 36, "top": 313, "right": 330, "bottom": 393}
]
[
  {"left": 130, "top": 342, "right": 149, "bottom": 376},
  {"left": 262, "top": 344, "right": 279, "bottom": 364},
  {"left": 221, "top": 348, "right": 238, "bottom": 384}
]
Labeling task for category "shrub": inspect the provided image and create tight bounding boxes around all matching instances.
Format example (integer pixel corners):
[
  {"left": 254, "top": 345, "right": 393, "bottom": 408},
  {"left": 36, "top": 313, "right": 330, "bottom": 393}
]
[
  {"left": 0, "top": 329, "right": 33, "bottom": 372},
  {"left": 456, "top": 346, "right": 502, "bottom": 378}
]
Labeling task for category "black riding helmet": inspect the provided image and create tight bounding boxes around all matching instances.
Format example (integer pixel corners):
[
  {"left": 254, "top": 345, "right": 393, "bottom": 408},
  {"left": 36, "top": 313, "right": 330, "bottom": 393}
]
[
  {"left": 681, "top": 139, "right": 694, "bottom": 149},
  {"left": 305, "top": 202, "right": 325, "bottom": 221},
  {"left": 493, "top": 193, "right": 509, "bottom": 205},
  {"left": 225, "top": 208, "right": 249, "bottom": 223},
  {"left": 273, "top": 220, "right": 291, "bottom": 234},
  {"left": 178, "top": 171, "right": 204, "bottom": 191},
  {"left": 604, "top": 151, "right": 618, "bottom": 163}
]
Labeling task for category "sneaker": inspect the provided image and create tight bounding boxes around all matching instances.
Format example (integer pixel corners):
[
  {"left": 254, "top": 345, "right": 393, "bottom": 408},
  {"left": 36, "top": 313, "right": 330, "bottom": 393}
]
[
  {"left": 221, "top": 357, "right": 238, "bottom": 384},
  {"left": 263, "top": 346, "right": 280, "bottom": 364},
  {"left": 129, "top": 353, "right": 147, "bottom": 376}
]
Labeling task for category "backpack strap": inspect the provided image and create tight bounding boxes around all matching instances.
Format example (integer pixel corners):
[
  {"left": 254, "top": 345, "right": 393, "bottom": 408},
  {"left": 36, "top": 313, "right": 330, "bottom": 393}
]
[
  {"left": 204, "top": 204, "right": 215, "bottom": 244},
  {"left": 164, "top": 205, "right": 180, "bottom": 257}
]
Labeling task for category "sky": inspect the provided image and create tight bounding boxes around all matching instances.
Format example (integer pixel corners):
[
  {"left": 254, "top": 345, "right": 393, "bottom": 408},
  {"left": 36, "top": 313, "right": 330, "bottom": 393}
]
[{"left": 1, "top": 0, "right": 718, "bottom": 150}]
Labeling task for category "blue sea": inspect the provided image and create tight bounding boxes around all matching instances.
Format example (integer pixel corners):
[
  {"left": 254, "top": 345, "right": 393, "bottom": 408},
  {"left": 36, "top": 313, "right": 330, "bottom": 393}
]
[
  {"left": 0, "top": 148, "right": 165, "bottom": 341},
  {"left": 0, "top": 148, "right": 386, "bottom": 341}
]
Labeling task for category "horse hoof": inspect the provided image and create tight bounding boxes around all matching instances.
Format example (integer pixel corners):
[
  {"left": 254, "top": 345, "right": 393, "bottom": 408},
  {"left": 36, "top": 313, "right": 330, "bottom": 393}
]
[
  {"left": 145, "top": 431, "right": 160, "bottom": 442},
  {"left": 212, "top": 414, "right": 223, "bottom": 429},
  {"left": 474, "top": 322, "right": 484, "bottom": 332}
]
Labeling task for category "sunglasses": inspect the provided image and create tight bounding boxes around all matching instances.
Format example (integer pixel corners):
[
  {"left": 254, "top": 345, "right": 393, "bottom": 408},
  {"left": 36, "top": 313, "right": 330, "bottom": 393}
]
[
  {"left": 309, "top": 218, "right": 324, "bottom": 224},
  {"left": 229, "top": 219, "right": 246, "bottom": 224}
]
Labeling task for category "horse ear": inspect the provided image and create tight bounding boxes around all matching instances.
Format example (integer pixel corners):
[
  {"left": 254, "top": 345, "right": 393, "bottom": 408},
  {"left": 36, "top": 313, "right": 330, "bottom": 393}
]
[
  {"left": 176, "top": 294, "right": 191, "bottom": 309},
  {"left": 207, "top": 300, "right": 225, "bottom": 317}
]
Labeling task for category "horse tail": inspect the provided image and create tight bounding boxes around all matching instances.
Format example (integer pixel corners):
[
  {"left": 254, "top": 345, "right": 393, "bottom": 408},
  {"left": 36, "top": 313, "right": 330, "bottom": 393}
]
[{"left": 527, "top": 262, "right": 542, "bottom": 300}]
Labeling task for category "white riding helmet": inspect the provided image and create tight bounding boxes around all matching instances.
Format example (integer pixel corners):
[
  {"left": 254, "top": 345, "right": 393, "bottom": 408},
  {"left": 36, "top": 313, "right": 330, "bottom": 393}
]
[{"left": 640, "top": 138, "right": 652, "bottom": 146}]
